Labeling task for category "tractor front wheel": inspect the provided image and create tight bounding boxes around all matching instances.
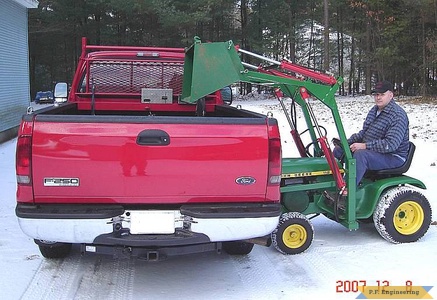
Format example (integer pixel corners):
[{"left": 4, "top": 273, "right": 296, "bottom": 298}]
[
  {"left": 271, "top": 212, "right": 314, "bottom": 255},
  {"left": 373, "top": 186, "right": 432, "bottom": 244}
]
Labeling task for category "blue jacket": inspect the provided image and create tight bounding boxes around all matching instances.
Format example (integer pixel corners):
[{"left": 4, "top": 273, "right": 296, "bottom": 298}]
[{"left": 348, "top": 99, "right": 409, "bottom": 159}]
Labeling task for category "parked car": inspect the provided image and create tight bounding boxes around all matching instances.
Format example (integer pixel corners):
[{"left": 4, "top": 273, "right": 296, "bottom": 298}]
[{"left": 34, "top": 91, "right": 54, "bottom": 104}]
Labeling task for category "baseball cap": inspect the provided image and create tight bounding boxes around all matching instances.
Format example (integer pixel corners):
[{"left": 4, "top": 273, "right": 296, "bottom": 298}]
[{"left": 372, "top": 80, "right": 393, "bottom": 93}]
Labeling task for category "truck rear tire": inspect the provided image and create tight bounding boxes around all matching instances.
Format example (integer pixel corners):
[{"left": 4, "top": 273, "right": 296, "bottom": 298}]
[
  {"left": 271, "top": 212, "right": 314, "bottom": 255},
  {"left": 222, "top": 241, "right": 254, "bottom": 255},
  {"left": 373, "top": 186, "right": 432, "bottom": 244},
  {"left": 36, "top": 240, "right": 72, "bottom": 259}
]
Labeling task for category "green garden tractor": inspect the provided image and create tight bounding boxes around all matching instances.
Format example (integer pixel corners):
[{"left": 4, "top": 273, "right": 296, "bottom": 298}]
[{"left": 181, "top": 38, "right": 432, "bottom": 254}]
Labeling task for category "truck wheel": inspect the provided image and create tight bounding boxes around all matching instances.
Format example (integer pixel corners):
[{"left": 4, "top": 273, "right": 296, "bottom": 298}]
[
  {"left": 35, "top": 240, "right": 72, "bottom": 259},
  {"left": 222, "top": 241, "right": 254, "bottom": 255},
  {"left": 271, "top": 212, "right": 314, "bottom": 255},
  {"left": 373, "top": 186, "right": 432, "bottom": 244}
]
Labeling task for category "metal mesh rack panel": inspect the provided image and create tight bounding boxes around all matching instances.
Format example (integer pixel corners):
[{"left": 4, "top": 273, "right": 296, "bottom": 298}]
[{"left": 89, "top": 61, "right": 184, "bottom": 95}]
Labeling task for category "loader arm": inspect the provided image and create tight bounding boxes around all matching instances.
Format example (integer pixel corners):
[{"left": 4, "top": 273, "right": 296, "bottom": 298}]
[{"left": 181, "top": 38, "right": 355, "bottom": 196}]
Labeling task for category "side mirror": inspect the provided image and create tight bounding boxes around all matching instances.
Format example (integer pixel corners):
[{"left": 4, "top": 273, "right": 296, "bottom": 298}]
[
  {"left": 220, "top": 86, "right": 233, "bottom": 105},
  {"left": 54, "top": 82, "right": 68, "bottom": 103}
]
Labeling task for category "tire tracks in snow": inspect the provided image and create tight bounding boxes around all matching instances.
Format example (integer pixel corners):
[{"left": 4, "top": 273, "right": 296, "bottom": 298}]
[
  {"left": 229, "top": 244, "right": 355, "bottom": 299},
  {"left": 20, "top": 252, "right": 135, "bottom": 300}
]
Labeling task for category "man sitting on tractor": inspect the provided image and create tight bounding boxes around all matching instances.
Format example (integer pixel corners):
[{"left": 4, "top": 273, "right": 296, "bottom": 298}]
[{"left": 334, "top": 80, "right": 410, "bottom": 187}]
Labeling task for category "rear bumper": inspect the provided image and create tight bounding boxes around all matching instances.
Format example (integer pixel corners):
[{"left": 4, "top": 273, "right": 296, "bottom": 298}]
[{"left": 16, "top": 203, "right": 280, "bottom": 245}]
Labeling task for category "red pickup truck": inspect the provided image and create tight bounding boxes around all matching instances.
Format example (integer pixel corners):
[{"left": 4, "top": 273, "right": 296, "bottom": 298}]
[{"left": 15, "top": 38, "right": 282, "bottom": 260}]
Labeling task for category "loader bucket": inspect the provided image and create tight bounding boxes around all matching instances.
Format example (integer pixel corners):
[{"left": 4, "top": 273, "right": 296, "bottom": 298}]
[{"left": 181, "top": 39, "right": 244, "bottom": 103}]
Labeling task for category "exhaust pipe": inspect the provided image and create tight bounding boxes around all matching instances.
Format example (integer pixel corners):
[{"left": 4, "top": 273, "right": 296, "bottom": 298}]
[{"left": 243, "top": 235, "right": 272, "bottom": 247}]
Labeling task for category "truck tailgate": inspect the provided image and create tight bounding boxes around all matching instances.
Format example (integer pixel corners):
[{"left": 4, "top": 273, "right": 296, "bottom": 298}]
[{"left": 31, "top": 116, "right": 269, "bottom": 204}]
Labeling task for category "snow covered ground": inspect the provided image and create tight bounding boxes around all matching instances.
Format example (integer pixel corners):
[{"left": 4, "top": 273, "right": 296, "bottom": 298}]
[{"left": 1, "top": 96, "right": 436, "bottom": 299}]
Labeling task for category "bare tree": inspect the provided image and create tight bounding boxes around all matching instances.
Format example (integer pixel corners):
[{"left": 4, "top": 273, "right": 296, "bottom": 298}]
[{"left": 323, "top": 0, "right": 329, "bottom": 71}]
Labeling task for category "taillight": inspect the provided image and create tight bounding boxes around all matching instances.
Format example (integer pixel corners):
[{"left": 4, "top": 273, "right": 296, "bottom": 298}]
[
  {"left": 16, "top": 135, "right": 32, "bottom": 185},
  {"left": 267, "top": 120, "right": 282, "bottom": 186}
]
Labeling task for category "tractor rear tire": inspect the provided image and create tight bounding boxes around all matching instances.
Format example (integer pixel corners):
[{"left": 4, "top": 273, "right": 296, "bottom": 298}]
[
  {"left": 373, "top": 186, "right": 432, "bottom": 244},
  {"left": 271, "top": 212, "right": 314, "bottom": 255}
]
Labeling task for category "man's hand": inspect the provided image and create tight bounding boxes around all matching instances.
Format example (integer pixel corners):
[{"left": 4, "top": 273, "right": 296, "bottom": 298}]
[{"left": 350, "top": 142, "right": 366, "bottom": 152}]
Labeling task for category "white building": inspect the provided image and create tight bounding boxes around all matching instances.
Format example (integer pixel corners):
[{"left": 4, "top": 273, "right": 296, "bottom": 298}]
[{"left": 0, "top": 0, "right": 38, "bottom": 143}]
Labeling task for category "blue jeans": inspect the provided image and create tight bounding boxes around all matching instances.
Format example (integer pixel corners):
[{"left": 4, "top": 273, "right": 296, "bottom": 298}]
[{"left": 333, "top": 147, "right": 404, "bottom": 186}]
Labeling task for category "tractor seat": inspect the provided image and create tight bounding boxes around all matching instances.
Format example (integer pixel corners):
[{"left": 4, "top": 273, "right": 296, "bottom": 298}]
[{"left": 366, "top": 142, "right": 415, "bottom": 178}]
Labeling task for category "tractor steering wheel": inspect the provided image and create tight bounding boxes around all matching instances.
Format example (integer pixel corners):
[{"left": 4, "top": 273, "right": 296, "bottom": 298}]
[
  {"left": 301, "top": 125, "right": 327, "bottom": 157},
  {"left": 304, "top": 141, "right": 323, "bottom": 157}
]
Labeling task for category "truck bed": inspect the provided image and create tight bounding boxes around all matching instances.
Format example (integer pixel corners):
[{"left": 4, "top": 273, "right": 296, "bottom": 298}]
[{"left": 28, "top": 103, "right": 276, "bottom": 205}]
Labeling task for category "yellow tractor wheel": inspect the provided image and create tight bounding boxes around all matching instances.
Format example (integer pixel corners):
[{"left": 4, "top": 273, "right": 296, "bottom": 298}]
[
  {"left": 374, "top": 186, "right": 432, "bottom": 243},
  {"left": 272, "top": 212, "right": 314, "bottom": 255}
]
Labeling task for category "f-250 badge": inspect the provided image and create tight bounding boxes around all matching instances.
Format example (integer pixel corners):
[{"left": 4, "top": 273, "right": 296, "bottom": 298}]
[
  {"left": 235, "top": 176, "right": 256, "bottom": 185},
  {"left": 44, "top": 178, "right": 79, "bottom": 187}
]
